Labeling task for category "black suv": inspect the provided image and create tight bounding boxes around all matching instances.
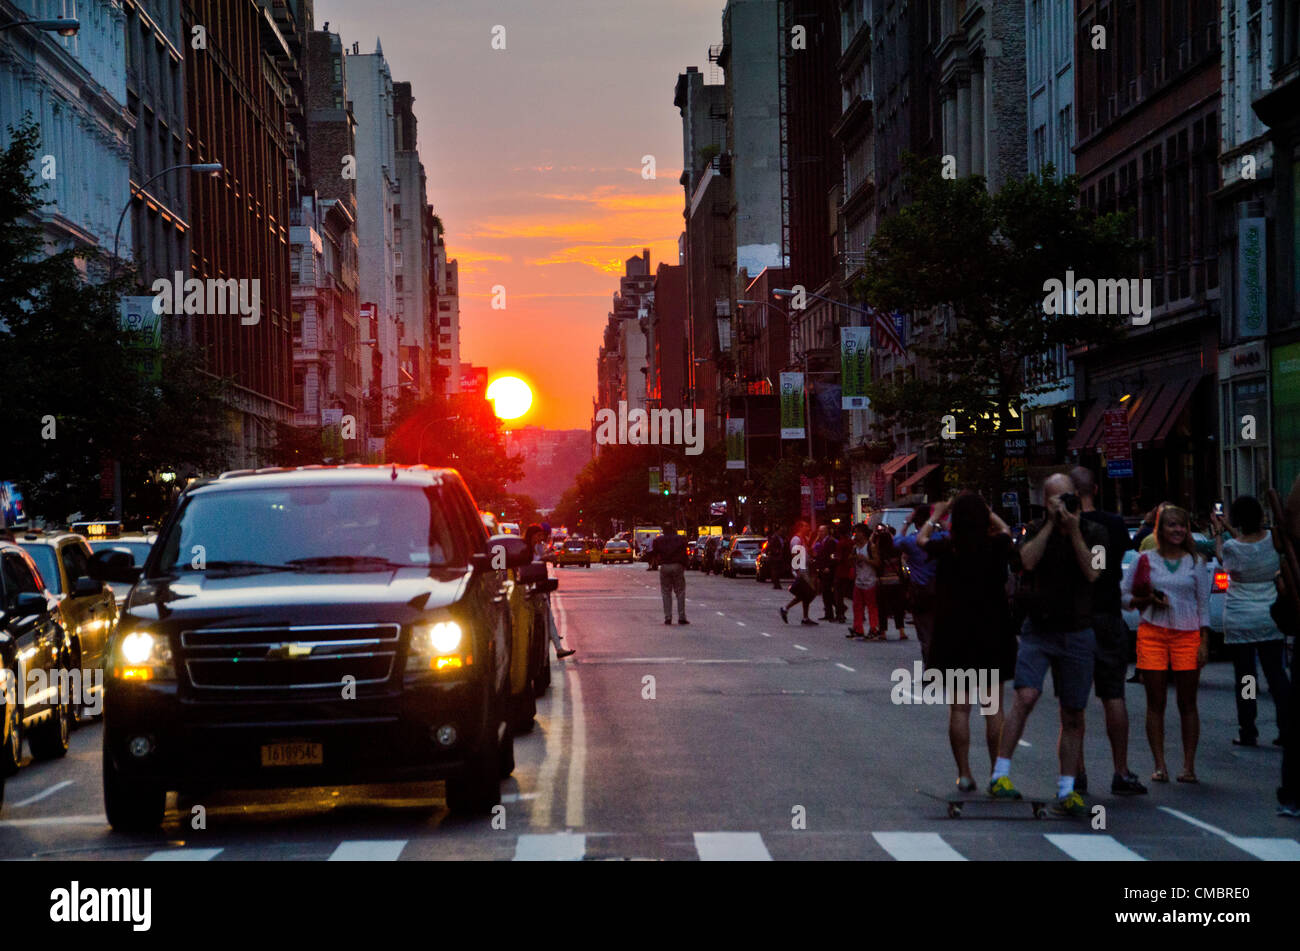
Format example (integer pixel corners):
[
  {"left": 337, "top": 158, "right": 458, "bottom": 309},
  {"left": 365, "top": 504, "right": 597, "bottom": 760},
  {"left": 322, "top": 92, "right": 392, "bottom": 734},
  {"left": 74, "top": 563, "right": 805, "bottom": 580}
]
[{"left": 100, "top": 466, "right": 532, "bottom": 831}]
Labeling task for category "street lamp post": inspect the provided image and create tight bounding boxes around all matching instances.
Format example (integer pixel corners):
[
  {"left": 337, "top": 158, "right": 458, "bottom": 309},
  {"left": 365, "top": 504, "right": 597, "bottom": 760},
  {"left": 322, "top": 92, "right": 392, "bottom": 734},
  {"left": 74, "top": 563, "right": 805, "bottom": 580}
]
[{"left": 110, "top": 163, "right": 223, "bottom": 281}]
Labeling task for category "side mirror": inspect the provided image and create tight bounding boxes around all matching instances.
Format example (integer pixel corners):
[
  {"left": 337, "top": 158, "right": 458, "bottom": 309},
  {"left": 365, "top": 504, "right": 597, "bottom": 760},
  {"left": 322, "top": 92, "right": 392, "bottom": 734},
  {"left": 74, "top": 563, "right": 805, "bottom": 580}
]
[
  {"left": 87, "top": 548, "right": 143, "bottom": 585},
  {"left": 72, "top": 576, "right": 103, "bottom": 598},
  {"left": 14, "top": 592, "right": 49, "bottom": 617}
]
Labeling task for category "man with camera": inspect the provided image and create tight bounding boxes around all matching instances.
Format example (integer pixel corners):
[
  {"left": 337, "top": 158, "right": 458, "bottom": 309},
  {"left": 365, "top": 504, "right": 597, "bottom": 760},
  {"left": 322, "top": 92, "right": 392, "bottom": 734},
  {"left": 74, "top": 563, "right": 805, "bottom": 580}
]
[{"left": 991, "top": 473, "right": 1107, "bottom": 816}]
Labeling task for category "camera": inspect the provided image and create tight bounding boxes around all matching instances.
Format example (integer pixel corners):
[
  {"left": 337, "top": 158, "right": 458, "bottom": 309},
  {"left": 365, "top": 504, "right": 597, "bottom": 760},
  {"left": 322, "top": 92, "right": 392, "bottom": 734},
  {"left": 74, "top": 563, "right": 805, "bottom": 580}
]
[{"left": 1059, "top": 493, "right": 1081, "bottom": 514}]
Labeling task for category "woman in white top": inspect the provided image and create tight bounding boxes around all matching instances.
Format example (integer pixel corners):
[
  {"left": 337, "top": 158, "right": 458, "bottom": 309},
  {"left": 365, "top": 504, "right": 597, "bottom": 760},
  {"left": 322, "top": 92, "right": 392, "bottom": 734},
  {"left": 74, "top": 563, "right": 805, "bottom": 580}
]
[
  {"left": 1121, "top": 504, "right": 1210, "bottom": 784},
  {"left": 1213, "top": 496, "right": 1290, "bottom": 747},
  {"left": 846, "top": 523, "right": 881, "bottom": 639}
]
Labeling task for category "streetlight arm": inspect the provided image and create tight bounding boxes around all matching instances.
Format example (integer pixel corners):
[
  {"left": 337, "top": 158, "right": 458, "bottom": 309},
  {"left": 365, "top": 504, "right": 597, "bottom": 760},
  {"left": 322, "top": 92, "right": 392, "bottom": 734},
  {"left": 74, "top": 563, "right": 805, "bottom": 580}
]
[{"left": 111, "top": 163, "right": 222, "bottom": 277}]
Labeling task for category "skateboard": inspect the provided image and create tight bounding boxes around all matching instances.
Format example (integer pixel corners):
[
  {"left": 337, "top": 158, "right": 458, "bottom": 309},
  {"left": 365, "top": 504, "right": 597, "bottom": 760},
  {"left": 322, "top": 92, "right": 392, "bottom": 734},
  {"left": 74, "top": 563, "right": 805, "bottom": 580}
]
[{"left": 917, "top": 787, "right": 1051, "bottom": 819}]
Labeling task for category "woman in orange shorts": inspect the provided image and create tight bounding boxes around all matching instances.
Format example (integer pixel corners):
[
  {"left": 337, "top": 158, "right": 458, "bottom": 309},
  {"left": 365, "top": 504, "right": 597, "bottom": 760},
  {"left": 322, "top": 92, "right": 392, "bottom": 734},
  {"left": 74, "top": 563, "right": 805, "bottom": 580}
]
[{"left": 1121, "top": 505, "right": 1210, "bottom": 783}]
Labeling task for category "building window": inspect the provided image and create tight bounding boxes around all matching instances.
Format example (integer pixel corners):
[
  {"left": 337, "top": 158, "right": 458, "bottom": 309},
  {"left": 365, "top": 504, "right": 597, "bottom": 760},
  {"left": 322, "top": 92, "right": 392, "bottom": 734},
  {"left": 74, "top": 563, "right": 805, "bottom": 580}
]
[
  {"left": 439, "top": 301, "right": 451, "bottom": 312},
  {"left": 395, "top": 275, "right": 403, "bottom": 292},
  {"left": 293, "top": 368, "right": 306, "bottom": 412},
  {"left": 292, "top": 310, "right": 302, "bottom": 344}
]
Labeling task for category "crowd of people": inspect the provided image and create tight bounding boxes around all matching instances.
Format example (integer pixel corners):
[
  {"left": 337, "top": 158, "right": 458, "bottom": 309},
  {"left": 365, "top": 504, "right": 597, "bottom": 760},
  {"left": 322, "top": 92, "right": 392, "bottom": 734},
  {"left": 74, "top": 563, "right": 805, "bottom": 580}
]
[{"left": 762, "top": 466, "right": 1298, "bottom": 817}]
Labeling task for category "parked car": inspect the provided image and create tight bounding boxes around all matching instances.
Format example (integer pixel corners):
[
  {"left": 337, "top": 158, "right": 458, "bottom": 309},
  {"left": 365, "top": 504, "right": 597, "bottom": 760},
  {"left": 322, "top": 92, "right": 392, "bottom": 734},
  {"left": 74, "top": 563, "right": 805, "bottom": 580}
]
[
  {"left": 600, "top": 540, "right": 633, "bottom": 564},
  {"left": 723, "top": 535, "right": 764, "bottom": 577},
  {"left": 100, "top": 465, "right": 530, "bottom": 830},
  {"left": 17, "top": 532, "right": 117, "bottom": 722},
  {"left": 711, "top": 536, "right": 732, "bottom": 575},
  {"left": 0, "top": 540, "right": 76, "bottom": 809},
  {"left": 556, "top": 539, "right": 592, "bottom": 568}
]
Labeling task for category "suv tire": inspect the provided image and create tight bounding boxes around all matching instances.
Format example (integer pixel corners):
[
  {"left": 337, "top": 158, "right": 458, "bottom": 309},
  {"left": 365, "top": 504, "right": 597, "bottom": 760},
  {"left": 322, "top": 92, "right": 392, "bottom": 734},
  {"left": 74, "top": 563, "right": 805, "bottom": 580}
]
[
  {"left": 445, "top": 711, "right": 503, "bottom": 815},
  {"left": 102, "top": 744, "right": 166, "bottom": 831},
  {"left": 534, "top": 646, "right": 551, "bottom": 696}
]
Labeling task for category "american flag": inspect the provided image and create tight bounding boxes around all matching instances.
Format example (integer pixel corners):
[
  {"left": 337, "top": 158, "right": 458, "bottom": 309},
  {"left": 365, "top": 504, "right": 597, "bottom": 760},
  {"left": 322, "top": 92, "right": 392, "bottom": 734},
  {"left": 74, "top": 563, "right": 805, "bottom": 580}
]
[{"left": 869, "top": 306, "right": 907, "bottom": 357}]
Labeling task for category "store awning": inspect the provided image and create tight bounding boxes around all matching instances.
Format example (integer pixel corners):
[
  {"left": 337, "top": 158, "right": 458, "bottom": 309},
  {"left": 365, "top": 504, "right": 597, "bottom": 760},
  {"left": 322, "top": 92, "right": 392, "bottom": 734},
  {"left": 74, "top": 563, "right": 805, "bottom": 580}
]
[
  {"left": 897, "top": 463, "right": 939, "bottom": 493},
  {"left": 880, "top": 452, "right": 916, "bottom": 477},
  {"left": 1131, "top": 377, "right": 1199, "bottom": 447},
  {"left": 1068, "top": 377, "right": 1203, "bottom": 453}
]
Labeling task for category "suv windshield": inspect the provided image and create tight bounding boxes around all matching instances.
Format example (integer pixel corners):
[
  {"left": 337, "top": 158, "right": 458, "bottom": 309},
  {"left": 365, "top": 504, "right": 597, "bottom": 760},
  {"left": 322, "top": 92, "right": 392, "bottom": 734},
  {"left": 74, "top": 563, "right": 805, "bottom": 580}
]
[
  {"left": 17, "top": 544, "right": 60, "bottom": 593},
  {"left": 152, "top": 484, "right": 465, "bottom": 575}
]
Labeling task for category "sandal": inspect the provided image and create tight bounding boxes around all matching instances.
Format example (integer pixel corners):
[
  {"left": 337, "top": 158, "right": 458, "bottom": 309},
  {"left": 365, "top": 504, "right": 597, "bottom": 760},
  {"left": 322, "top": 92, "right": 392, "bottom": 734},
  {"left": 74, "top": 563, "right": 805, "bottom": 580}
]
[
  {"left": 1150, "top": 769, "right": 1169, "bottom": 783},
  {"left": 1177, "top": 771, "right": 1199, "bottom": 784}
]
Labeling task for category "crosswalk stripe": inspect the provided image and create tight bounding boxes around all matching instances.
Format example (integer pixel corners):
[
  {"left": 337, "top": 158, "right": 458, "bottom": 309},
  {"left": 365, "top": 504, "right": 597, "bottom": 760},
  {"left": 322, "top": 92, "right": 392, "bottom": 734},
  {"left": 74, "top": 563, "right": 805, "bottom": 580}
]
[
  {"left": 1045, "top": 834, "right": 1145, "bottom": 861},
  {"left": 1226, "top": 837, "right": 1300, "bottom": 861},
  {"left": 328, "top": 840, "right": 407, "bottom": 861},
  {"left": 514, "top": 833, "right": 587, "bottom": 861},
  {"left": 873, "top": 832, "right": 966, "bottom": 861},
  {"left": 144, "top": 848, "right": 223, "bottom": 861},
  {"left": 693, "top": 832, "right": 772, "bottom": 861}
]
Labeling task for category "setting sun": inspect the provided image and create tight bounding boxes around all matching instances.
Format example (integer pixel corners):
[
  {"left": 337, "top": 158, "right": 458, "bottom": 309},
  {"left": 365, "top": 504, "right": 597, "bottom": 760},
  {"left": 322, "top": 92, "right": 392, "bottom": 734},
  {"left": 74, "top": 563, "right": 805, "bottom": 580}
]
[{"left": 486, "top": 375, "right": 534, "bottom": 420}]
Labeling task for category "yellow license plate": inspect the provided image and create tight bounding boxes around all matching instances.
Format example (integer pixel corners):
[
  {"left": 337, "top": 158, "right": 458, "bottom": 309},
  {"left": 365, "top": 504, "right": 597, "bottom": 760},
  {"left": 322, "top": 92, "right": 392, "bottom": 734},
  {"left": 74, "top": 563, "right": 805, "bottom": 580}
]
[{"left": 260, "top": 742, "right": 323, "bottom": 767}]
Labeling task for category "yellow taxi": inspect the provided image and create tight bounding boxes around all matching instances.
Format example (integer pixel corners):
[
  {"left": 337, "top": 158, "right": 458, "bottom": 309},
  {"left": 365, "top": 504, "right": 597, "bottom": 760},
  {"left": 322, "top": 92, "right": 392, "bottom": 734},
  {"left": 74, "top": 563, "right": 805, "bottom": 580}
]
[
  {"left": 555, "top": 538, "right": 592, "bottom": 568},
  {"left": 600, "top": 539, "right": 633, "bottom": 564}
]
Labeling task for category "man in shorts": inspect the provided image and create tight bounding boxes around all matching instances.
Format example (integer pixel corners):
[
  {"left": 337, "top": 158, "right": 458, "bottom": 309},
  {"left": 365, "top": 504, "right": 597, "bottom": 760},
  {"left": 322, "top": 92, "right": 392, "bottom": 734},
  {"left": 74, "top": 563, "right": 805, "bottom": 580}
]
[
  {"left": 1071, "top": 466, "right": 1146, "bottom": 796},
  {"left": 992, "top": 473, "right": 1107, "bottom": 816}
]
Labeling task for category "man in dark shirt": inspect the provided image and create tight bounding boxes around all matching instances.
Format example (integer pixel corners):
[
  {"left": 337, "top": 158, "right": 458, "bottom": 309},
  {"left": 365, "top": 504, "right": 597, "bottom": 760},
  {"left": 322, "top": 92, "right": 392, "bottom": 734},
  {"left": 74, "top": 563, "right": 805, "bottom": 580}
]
[
  {"left": 651, "top": 525, "right": 689, "bottom": 625},
  {"left": 991, "top": 473, "right": 1106, "bottom": 815},
  {"left": 1071, "top": 466, "right": 1145, "bottom": 796}
]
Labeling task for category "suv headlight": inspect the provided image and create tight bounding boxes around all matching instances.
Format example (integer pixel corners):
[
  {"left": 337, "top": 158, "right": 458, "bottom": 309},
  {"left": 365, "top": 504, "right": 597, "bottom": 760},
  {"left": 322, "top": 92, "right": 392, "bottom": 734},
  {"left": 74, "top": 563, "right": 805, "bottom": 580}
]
[
  {"left": 116, "top": 631, "right": 175, "bottom": 681},
  {"left": 408, "top": 620, "right": 469, "bottom": 672}
]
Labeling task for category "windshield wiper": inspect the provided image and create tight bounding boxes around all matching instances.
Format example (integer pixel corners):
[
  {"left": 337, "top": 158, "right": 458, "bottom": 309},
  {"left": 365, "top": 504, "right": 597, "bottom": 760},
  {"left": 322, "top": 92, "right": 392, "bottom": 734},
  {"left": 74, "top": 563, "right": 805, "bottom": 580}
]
[
  {"left": 284, "top": 556, "right": 412, "bottom": 572},
  {"left": 181, "top": 560, "right": 298, "bottom": 574}
]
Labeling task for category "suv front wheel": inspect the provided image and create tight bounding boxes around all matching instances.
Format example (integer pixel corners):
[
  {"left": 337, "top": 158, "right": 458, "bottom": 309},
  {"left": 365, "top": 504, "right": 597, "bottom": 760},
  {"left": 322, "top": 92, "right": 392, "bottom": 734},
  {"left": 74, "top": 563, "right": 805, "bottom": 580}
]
[
  {"left": 445, "top": 704, "right": 506, "bottom": 815},
  {"left": 103, "top": 743, "right": 166, "bottom": 832}
]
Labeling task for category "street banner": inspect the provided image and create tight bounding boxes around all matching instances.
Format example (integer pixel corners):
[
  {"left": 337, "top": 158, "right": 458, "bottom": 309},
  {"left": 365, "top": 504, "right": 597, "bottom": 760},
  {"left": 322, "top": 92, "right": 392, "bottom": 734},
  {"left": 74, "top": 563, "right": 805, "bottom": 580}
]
[
  {"left": 841, "top": 326, "right": 871, "bottom": 409},
  {"left": 726, "top": 418, "right": 746, "bottom": 469},
  {"left": 649, "top": 467, "right": 660, "bottom": 495},
  {"left": 1103, "top": 408, "right": 1133, "bottom": 478},
  {"left": 780, "top": 372, "right": 805, "bottom": 439},
  {"left": 1237, "top": 218, "right": 1268, "bottom": 339}
]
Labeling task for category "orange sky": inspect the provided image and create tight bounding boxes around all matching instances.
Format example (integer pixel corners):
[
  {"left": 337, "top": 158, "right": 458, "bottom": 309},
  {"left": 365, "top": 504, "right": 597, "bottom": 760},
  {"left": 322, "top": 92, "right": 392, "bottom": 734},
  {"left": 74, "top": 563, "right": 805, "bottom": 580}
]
[{"left": 319, "top": 0, "right": 725, "bottom": 429}]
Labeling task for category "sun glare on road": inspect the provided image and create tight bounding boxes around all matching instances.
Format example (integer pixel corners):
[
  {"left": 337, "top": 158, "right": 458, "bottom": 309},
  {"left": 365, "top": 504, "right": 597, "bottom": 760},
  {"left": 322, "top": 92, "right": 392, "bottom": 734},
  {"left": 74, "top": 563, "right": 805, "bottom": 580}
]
[{"left": 487, "top": 375, "right": 533, "bottom": 420}]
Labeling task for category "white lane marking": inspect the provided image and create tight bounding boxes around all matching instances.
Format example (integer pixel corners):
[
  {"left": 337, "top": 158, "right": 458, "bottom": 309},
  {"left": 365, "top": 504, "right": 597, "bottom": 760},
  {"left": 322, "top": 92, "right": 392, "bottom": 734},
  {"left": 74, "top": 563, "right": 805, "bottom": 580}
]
[
  {"left": 145, "top": 848, "right": 223, "bottom": 861},
  {"left": 835, "top": 663, "right": 856, "bottom": 672},
  {"left": 794, "top": 644, "right": 809, "bottom": 651},
  {"left": 1046, "top": 834, "right": 1145, "bottom": 861},
  {"left": 501, "top": 792, "right": 539, "bottom": 803},
  {"left": 716, "top": 611, "right": 725, "bottom": 616},
  {"left": 0, "top": 815, "right": 106, "bottom": 827},
  {"left": 1159, "top": 806, "right": 1300, "bottom": 860},
  {"left": 694, "top": 832, "right": 772, "bottom": 861},
  {"left": 10, "top": 780, "right": 73, "bottom": 808},
  {"left": 532, "top": 594, "right": 568, "bottom": 829},
  {"left": 761, "top": 632, "right": 772, "bottom": 637},
  {"left": 873, "top": 832, "right": 966, "bottom": 861},
  {"left": 736, "top": 621, "right": 746, "bottom": 627},
  {"left": 565, "top": 666, "right": 586, "bottom": 829},
  {"left": 514, "top": 832, "right": 587, "bottom": 861},
  {"left": 328, "top": 840, "right": 407, "bottom": 861},
  {"left": 1018, "top": 740, "right": 1032, "bottom": 748}
]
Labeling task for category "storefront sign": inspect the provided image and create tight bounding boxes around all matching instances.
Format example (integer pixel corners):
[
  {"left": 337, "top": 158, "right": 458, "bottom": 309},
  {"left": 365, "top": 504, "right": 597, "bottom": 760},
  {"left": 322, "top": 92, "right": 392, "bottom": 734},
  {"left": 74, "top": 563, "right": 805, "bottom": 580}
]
[
  {"left": 780, "top": 372, "right": 805, "bottom": 439},
  {"left": 1237, "top": 218, "right": 1268, "bottom": 339},
  {"left": 840, "top": 326, "right": 871, "bottom": 409}
]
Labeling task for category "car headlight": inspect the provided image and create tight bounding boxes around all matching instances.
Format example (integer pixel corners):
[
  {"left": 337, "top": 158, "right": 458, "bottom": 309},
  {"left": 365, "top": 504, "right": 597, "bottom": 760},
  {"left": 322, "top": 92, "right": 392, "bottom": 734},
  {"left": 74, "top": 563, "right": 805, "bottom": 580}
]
[
  {"left": 408, "top": 620, "right": 468, "bottom": 672},
  {"left": 116, "top": 631, "right": 174, "bottom": 681}
]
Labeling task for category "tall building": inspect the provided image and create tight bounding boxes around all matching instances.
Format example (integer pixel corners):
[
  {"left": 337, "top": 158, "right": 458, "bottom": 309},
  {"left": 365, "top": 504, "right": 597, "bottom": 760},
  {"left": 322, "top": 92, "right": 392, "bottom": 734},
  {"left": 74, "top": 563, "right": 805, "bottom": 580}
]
[
  {"left": 674, "top": 65, "right": 728, "bottom": 446},
  {"left": 432, "top": 232, "right": 461, "bottom": 395},
  {"left": 1069, "top": 0, "right": 1221, "bottom": 515},
  {"left": 1224, "top": 1, "right": 1300, "bottom": 498},
  {"left": 348, "top": 39, "right": 401, "bottom": 432},
  {"left": 123, "top": 0, "right": 189, "bottom": 290},
  {"left": 0, "top": 0, "right": 132, "bottom": 259},
  {"left": 1027, "top": 0, "right": 1076, "bottom": 177},
  {"left": 649, "top": 260, "right": 689, "bottom": 412},
  {"left": 594, "top": 250, "right": 654, "bottom": 433},
  {"left": 182, "top": 0, "right": 294, "bottom": 467},
  {"left": 393, "top": 81, "right": 432, "bottom": 399}
]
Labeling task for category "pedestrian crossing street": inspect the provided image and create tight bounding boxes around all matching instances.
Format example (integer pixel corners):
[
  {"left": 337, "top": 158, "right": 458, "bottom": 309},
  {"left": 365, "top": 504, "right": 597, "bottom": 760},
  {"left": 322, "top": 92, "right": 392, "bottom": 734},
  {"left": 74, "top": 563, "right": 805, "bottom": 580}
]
[{"left": 108, "top": 827, "right": 1300, "bottom": 862}]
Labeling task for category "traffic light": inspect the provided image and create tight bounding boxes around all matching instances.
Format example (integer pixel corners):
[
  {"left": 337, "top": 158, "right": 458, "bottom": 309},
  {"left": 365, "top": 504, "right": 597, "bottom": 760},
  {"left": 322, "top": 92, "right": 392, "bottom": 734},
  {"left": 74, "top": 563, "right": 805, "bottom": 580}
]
[{"left": 660, "top": 481, "right": 670, "bottom": 496}]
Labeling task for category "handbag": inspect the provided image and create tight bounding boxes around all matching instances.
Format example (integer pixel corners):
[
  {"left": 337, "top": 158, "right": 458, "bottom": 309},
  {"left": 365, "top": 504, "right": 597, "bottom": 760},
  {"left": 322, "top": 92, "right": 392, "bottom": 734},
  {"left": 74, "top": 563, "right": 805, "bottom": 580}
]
[{"left": 1131, "top": 552, "right": 1152, "bottom": 600}]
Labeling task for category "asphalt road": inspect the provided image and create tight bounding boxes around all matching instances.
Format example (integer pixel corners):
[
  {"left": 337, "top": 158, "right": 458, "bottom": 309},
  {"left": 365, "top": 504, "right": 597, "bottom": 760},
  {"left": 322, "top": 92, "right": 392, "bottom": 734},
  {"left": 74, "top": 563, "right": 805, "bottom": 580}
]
[{"left": 2, "top": 561, "right": 1296, "bottom": 861}]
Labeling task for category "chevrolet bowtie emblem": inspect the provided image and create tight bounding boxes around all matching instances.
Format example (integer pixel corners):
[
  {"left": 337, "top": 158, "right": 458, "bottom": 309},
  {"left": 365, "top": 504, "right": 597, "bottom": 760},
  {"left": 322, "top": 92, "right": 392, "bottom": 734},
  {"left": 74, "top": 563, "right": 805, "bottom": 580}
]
[{"left": 267, "top": 642, "right": 313, "bottom": 660}]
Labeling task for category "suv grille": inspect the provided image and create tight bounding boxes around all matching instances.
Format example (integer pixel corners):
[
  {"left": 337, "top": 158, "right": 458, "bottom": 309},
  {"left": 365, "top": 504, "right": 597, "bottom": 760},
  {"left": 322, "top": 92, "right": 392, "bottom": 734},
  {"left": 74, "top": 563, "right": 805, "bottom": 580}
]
[{"left": 180, "top": 624, "right": 401, "bottom": 691}]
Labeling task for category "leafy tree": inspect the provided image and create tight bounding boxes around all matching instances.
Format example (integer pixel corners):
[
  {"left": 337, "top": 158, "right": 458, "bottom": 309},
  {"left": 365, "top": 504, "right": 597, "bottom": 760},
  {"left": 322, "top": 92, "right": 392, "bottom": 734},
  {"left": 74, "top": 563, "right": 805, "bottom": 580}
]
[
  {"left": 0, "top": 119, "right": 230, "bottom": 523},
  {"left": 857, "top": 156, "right": 1142, "bottom": 496},
  {"left": 385, "top": 392, "right": 524, "bottom": 508}
]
